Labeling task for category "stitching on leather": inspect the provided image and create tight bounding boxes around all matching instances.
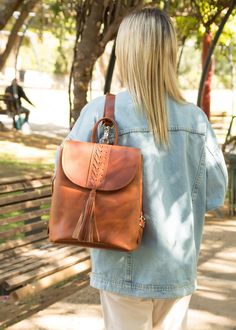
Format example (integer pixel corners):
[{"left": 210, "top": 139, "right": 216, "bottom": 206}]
[
  {"left": 86, "top": 143, "right": 95, "bottom": 187},
  {"left": 101, "top": 145, "right": 111, "bottom": 189},
  {"left": 88, "top": 144, "right": 110, "bottom": 188}
]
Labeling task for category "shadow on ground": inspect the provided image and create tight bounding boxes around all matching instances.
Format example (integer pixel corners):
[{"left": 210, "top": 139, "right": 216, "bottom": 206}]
[
  {"left": 189, "top": 213, "right": 236, "bottom": 330},
  {"left": 0, "top": 130, "right": 64, "bottom": 151},
  {"left": 3, "top": 212, "right": 236, "bottom": 330}
]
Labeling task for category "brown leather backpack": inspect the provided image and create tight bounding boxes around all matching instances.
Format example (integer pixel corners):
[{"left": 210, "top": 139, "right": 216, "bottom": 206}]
[{"left": 48, "top": 94, "right": 145, "bottom": 251}]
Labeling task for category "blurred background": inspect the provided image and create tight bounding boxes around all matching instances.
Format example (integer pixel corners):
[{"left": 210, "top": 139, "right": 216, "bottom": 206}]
[{"left": 0, "top": 0, "right": 235, "bottom": 132}]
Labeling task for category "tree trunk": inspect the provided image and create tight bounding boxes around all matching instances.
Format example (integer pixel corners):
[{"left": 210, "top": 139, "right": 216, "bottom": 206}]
[
  {"left": 201, "top": 32, "right": 212, "bottom": 119},
  {"left": 72, "top": 0, "right": 106, "bottom": 123},
  {"left": 0, "top": 0, "right": 39, "bottom": 71},
  {"left": 72, "top": 0, "right": 144, "bottom": 123},
  {"left": 177, "top": 37, "right": 186, "bottom": 74},
  {"left": 197, "top": 0, "right": 236, "bottom": 111},
  {"left": 0, "top": 0, "right": 24, "bottom": 30}
]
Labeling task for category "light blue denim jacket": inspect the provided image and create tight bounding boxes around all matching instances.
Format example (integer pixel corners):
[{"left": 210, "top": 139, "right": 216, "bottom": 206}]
[{"left": 61, "top": 90, "right": 228, "bottom": 299}]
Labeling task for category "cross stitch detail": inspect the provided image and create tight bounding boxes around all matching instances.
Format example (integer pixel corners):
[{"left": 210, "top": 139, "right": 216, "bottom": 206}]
[{"left": 88, "top": 144, "right": 110, "bottom": 188}]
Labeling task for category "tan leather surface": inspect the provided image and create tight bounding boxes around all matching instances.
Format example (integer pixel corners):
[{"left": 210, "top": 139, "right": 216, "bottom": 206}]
[
  {"left": 104, "top": 93, "right": 115, "bottom": 120},
  {"left": 49, "top": 93, "right": 144, "bottom": 252},
  {"left": 49, "top": 143, "right": 143, "bottom": 251},
  {"left": 62, "top": 140, "right": 140, "bottom": 191}
]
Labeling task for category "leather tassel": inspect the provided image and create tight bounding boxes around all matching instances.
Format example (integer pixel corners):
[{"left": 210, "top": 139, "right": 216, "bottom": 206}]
[{"left": 72, "top": 189, "right": 100, "bottom": 242}]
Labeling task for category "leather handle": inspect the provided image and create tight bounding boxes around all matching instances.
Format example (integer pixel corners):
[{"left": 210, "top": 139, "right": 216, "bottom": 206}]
[
  {"left": 92, "top": 117, "right": 119, "bottom": 145},
  {"left": 91, "top": 94, "right": 118, "bottom": 144},
  {"left": 104, "top": 93, "right": 115, "bottom": 119}
]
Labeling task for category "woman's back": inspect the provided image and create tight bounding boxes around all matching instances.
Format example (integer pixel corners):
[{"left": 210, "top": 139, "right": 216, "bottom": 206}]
[
  {"left": 66, "top": 90, "right": 227, "bottom": 298},
  {"left": 58, "top": 7, "right": 228, "bottom": 328}
]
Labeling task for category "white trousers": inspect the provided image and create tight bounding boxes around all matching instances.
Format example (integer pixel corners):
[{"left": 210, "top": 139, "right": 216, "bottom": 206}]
[{"left": 100, "top": 290, "right": 192, "bottom": 330}]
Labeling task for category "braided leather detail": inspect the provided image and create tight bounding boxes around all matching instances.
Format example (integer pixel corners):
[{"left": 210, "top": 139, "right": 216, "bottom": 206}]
[{"left": 87, "top": 144, "right": 111, "bottom": 189}]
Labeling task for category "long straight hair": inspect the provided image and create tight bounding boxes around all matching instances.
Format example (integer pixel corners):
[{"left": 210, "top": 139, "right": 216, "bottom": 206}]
[{"left": 115, "top": 8, "right": 185, "bottom": 145}]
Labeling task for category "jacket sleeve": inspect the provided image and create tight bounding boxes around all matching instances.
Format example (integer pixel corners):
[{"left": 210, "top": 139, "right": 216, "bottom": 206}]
[
  {"left": 205, "top": 121, "right": 228, "bottom": 211},
  {"left": 19, "top": 86, "right": 34, "bottom": 105}
]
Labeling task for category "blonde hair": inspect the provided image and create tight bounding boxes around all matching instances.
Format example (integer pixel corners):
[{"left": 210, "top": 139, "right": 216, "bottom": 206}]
[{"left": 115, "top": 8, "right": 185, "bottom": 145}]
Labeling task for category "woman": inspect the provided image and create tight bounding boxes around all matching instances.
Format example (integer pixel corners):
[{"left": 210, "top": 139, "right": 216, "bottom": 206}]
[{"left": 60, "top": 8, "right": 227, "bottom": 330}]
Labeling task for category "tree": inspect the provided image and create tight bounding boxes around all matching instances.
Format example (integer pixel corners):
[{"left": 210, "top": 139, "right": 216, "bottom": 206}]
[
  {"left": 30, "top": 0, "right": 234, "bottom": 125},
  {"left": 197, "top": 1, "right": 236, "bottom": 115},
  {"left": 214, "top": 14, "right": 236, "bottom": 89},
  {"left": 0, "top": 0, "right": 24, "bottom": 30},
  {"left": 168, "top": 0, "right": 234, "bottom": 118},
  {"left": 70, "top": 0, "right": 146, "bottom": 124},
  {"left": 0, "top": 0, "right": 40, "bottom": 71},
  {"left": 42, "top": 0, "right": 77, "bottom": 74},
  {"left": 193, "top": 0, "right": 235, "bottom": 118}
]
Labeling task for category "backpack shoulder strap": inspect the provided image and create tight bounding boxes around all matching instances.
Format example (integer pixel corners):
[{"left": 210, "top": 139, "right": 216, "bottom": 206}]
[{"left": 104, "top": 93, "right": 115, "bottom": 120}]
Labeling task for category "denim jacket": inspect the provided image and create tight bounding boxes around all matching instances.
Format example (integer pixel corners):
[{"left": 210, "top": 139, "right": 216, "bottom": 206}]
[{"left": 60, "top": 90, "right": 228, "bottom": 299}]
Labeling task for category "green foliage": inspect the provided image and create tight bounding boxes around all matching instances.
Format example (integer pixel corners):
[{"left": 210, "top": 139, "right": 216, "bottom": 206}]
[
  {"left": 178, "top": 41, "right": 202, "bottom": 89},
  {"left": 44, "top": 0, "right": 76, "bottom": 73},
  {"left": 25, "top": 0, "right": 76, "bottom": 73},
  {"left": 175, "top": 15, "right": 200, "bottom": 42},
  {"left": 173, "top": 1, "right": 236, "bottom": 89},
  {"left": 0, "top": 221, "right": 25, "bottom": 232},
  {"left": 214, "top": 46, "right": 235, "bottom": 89},
  {"left": 218, "top": 8, "right": 236, "bottom": 46},
  {"left": 197, "top": 0, "right": 221, "bottom": 25},
  {"left": 2, "top": 0, "right": 235, "bottom": 86},
  {"left": 212, "top": 9, "right": 236, "bottom": 88}
]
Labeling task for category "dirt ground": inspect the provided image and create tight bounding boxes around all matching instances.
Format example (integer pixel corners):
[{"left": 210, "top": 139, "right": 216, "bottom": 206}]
[
  {"left": 0, "top": 128, "right": 236, "bottom": 330},
  {"left": 0, "top": 274, "right": 91, "bottom": 329},
  {"left": 0, "top": 129, "right": 62, "bottom": 176}
]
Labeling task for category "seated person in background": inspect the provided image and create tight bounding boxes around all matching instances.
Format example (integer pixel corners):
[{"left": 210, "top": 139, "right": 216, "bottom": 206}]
[{"left": 5, "top": 78, "right": 35, "bottom": 123}]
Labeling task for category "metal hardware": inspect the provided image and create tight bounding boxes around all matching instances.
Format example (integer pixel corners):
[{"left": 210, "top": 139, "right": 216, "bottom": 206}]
[
  {"left": 139, "top": 214, "right": 146, "bottom": 228},
  {"left": 99, "top": 124, "right": 114, "bottom": 145}
]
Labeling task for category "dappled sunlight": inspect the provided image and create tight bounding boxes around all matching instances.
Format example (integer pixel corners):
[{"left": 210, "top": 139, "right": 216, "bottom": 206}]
[
  {"left": 0, "top": 141, "right": 55, "bottom": 164},
  {"left": 188, "top": 308, "right": 236, "bottom": 330},
  {"left": 194, "top": 287, "right": 228, "bottom": 301},
  {"left": 215, "top": 248, "right": 236, "bottom": 259},
  {"left": 205, "top": 212, "right": 216, "bottom": 218},
  {"left": 199, "top": 258, "right": 236, "bottom": 274},
  {"left": 0, "top": 121, "right": 64, "bottom": 166},
  {"left": 7, "top": 303, "right": 104, "bottom": 330},
  {"left": 188, "top": 217, "right": 236, "bottom": 329},
  {"left": 198, "top": 219, "right": 236, "bottom": 283},
  {"left": 0, "top": 130, "right": 62, "bottom": 150},
  {"left": 189, "top": 276, "right": 236, "bottom": 329}
]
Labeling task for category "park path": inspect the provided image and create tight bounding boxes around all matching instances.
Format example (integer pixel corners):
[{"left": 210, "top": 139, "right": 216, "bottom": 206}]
[{"left": 6, "top": 214, "right": 236, "bottom": 330}]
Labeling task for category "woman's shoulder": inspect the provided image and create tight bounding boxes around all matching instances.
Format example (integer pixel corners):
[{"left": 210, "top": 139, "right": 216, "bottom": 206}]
[
  {"left": 82, "top": 94, "right": 106, "bottom": 117},
  {"left": 82, "top": 90, "right": 130, "bottom": 116},
  {"left": 168, "top": 96, "right": 206, "bottom": 117},
  {"left": 82, "top": 90, "right": 133, "bottom": 121},
  {"left": 167, "top": 96, "right": 209, "bottom": 133}
]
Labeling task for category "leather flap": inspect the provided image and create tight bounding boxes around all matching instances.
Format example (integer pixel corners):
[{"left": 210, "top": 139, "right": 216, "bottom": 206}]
[{"left": 62, "top": 140, "right": 141, "bottom": 191}]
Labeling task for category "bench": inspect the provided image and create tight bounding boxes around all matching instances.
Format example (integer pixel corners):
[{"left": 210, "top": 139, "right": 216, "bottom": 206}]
[
  {"left": 0, "top": 94, "right": 17, "bottom": 128},
  {"left": 0, "top": 174, "right": 91, "bottom": 301}
]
